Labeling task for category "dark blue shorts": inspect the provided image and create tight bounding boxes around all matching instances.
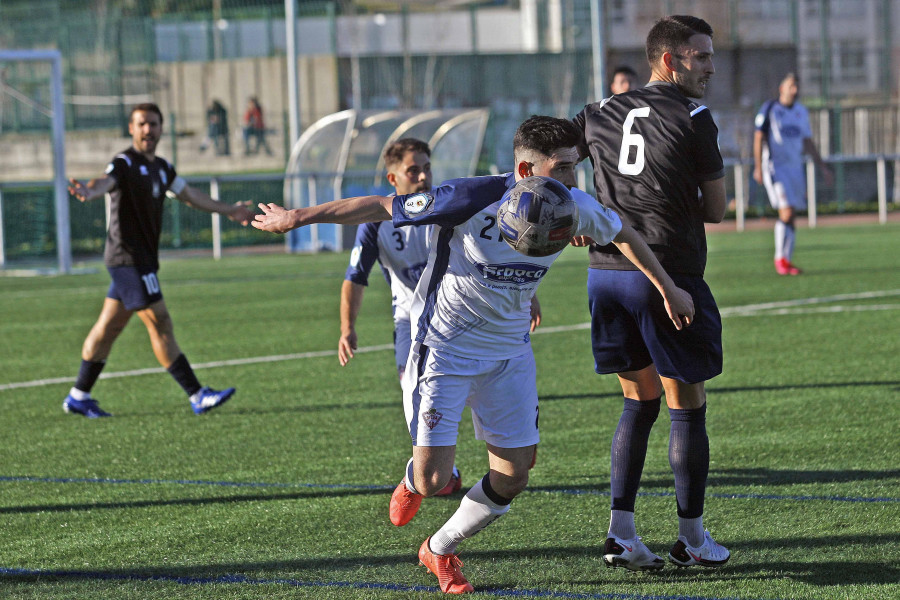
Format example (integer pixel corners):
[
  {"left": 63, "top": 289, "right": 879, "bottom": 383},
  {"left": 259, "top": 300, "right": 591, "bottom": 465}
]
[
  {"left": 587, "top": 269, "right": 722, "bottom": 384},
  {"left": 107, "top": 266, "right": 163, "bottom": 310}
]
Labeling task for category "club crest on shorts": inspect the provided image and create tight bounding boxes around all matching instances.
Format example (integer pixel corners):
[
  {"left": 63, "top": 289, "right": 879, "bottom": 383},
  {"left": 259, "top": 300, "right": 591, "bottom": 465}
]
[
  {"left": 402, "top": 192, "right": 434, "bottom": 217},
  {"left": 422, "top": 408, "right": 443, "bottom": 430}
]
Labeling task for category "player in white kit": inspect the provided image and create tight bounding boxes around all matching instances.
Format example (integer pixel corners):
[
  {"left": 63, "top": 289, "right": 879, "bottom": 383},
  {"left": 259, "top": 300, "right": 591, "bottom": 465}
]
[
  {"left": 340, "top": 138, "right": 462, "bottom": 496},
  {"left": 253, "top": 116, "right": 695, "bottom": 594},
  {"left": 340, "top": 139, "right": 432, "bottom": 376},
  {"left": 753, "top": 73, "right": 832, "bottom": 275}
]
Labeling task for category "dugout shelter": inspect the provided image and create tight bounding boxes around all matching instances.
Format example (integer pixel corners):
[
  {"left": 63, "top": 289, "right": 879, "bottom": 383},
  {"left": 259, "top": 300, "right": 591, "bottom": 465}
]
[{"left": 283, "top": 108, "right": 489, "bottom": 252}]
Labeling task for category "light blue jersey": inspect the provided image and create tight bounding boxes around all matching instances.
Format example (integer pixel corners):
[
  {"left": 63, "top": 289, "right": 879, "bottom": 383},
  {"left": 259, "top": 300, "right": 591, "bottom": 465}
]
[
  {"left": 756, "top": 99, "right": 813, "bottom": 208},
  {"left": 755, "top": 99, "right": 812, "bottom": 169}
]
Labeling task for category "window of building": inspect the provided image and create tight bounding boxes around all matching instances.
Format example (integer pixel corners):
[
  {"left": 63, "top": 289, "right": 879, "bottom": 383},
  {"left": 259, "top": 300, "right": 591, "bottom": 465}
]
[{"left": 740, "top": 0, "right": 791, "bottom": 19}]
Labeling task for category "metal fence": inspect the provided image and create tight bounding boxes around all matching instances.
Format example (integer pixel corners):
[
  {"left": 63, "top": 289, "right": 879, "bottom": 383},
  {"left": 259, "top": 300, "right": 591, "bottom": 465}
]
[{"left": 1, "top": 157, "right": 896, "bottom": 269}]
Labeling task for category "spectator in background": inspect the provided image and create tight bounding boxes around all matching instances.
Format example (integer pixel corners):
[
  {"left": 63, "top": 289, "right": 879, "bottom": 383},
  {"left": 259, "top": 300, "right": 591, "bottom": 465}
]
[
  {"left": 200, "top": 99, "right": 230, "bottom": 156},
  {"left": 753, "top": 73, "right": 833, "bottom": 276},
  {"left": 610, "top": 65, "right": 638, "bottom": 95},
  {"left": 243, "top": 96, "right": 273, "bottom": 156}
]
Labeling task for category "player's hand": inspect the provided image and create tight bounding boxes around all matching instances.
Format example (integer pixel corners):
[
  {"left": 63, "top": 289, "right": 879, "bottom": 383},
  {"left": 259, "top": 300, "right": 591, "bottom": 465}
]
[
  {"left": 67, "top": 178, "right": 91, "bottom": 202},
  {"left": 752, "top": 165, "right": 763, "bottom": 185},
  {"left": 570, "top": 235, "right": 594, "bottom": 247},
  {"left": 252, "top": 202, "right": 296, "bottom": 234},
  {"left": 529, "top": 295, "right": 542, "bottom": 332},
  {"left": 228, "top": 200, "right": 256, "bottom": 226},
  {"left": 338, "top": 331, "right": 357, "bottom": 366},
  {"left": 663, "top": 285, "right": 695, "bottom": 331}
]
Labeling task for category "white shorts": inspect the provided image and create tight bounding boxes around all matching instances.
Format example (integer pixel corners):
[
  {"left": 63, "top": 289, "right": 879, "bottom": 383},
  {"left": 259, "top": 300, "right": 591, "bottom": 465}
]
[
  {"left": 394, "top": 318, "right": 412, "bottom": 377},
  {"left": 763, "top": 162, "right": 806, "bottom": 210},
  {"left": 402, "top": 344, "right": 540, "bottom": 448}
]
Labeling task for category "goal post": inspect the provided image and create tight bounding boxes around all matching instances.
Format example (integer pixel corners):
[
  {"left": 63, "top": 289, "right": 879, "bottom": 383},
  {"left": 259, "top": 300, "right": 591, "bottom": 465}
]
[{"left": 0, "top": 49, "right": 70, "bottom": 273}]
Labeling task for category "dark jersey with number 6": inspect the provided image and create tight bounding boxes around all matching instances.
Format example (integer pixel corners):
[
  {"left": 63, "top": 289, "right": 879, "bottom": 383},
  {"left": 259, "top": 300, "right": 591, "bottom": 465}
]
[
  {"left": 103, "top": 147, "right": 178, "bottom": 270},
  {"left": 574, "top": 81, "right": 724, "bottom": 276}
]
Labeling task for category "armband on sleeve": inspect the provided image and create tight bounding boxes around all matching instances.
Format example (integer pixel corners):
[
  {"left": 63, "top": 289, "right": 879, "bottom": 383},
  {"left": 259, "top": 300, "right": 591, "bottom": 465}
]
[{"left": 168, "top": 176, "right": 187, "bottom": 195}]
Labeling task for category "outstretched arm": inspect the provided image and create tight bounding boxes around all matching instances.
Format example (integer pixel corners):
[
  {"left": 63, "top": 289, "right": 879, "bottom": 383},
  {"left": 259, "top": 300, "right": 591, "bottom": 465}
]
[
  {"left": 339, "top": 280, "right": 365, "bottom": 366},
  {"left": 68, "top": 176, "right": 115, "bottom": 203},
  {"left": 252, "top": 195, "right": 394, "bottom": 234},
  {"left": 174, "top": 183, "right": 255, "bottom": 225},
  {"left": 612, "top": 224, "right": 695, "bottom": 330}
]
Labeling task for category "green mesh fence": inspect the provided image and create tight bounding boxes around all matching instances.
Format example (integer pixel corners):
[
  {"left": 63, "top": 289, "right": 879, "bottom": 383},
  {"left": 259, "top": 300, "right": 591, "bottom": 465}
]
[
  {"left": 2, "top": 185, "right": 57, "bottom": 259},
  {"left": 0, "top": 177, "right": 284, "bottom": 263}
]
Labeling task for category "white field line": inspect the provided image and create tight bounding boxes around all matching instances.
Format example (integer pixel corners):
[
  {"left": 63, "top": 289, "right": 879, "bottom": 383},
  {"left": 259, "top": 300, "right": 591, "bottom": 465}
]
[
  {"left": 2, "top": 290, "right": 898, "bottom": 392},
  {"left": 0, "top": 345, "right": 393, "bottom": 392}
]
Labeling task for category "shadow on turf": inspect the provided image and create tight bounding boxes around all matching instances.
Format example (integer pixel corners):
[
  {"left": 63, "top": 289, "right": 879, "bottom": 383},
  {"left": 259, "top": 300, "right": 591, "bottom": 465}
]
[
  {"left": 541, "top": 380, "right": 900, "bottom": 403},
  {"left": 636, "top": 467, "right": 900, "bottom": 490},
  {"left": 0, "top": 487, "right": 392, "bottom": 515},
  {"left": 3, "top": 535, "right": 898, "bottom": 588}
]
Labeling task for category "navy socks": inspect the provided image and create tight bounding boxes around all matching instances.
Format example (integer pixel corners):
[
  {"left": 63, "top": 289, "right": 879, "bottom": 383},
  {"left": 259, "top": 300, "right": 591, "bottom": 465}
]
[
  {"left": 166, "top": 354, "right": 202, "bottom": 397},
  {"left": 668, "top": 404, "right": 709, "bottom": 519},
  {"left": 610, "top": 397, "right": 660, "bottom": 512}
]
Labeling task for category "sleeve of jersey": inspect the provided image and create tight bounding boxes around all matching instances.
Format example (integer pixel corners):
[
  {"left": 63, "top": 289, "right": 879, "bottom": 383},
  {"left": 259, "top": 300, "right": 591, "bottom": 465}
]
[
  {"left": 570, "top": 188, "right": 622, "bottom": 246},
  {"left": 103, "top": 156, "right": 129, "bottom": 188},
  {"left": 344, "top": 222, "right": 381, "bottom": 286},
  {"left": 391, "top": 175, "right": 512, "bottom": 228},
  {"left": 166, "top": 161, "right": 178, "bottom": 193},
  {"left": 800, "top": 105, "right": 813, "bottom": 139},
  {"left": 572, "top": 108, "right": 590, "bottom": 160},
  {"left": 691, "top": 109, "right": 725, "bottom": 182},
  {"left": 753, "top": 101, "right": 771, "bottom": 132}
]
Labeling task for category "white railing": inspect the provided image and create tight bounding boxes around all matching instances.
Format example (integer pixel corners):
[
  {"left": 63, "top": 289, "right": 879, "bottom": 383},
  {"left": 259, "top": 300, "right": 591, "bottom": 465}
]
[{"left": 726, "top": 154, "right": 899, "bottom": 232}]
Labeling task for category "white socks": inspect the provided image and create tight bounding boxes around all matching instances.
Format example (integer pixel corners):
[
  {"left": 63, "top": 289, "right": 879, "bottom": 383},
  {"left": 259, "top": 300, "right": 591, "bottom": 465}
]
[
  {"left": 679, "top": 516, "right": 705, "bottom": 548},
  {"left": 404, "top": 457, "right": 419, "bottom": 495},
  {"left": 608, "top": 509, "right": 637, "bottom": 540},
  {"left": 775, "top": 220, "right": 795, "bottom": 261},
  {"left": 429, "top": 476, "right": 509, "bottom": 556},
  {"left": 68, "top": 387, "right": 91, "bottom": 400},
  {"left": 610, "top": 510, "right": 705, "bottom": 547}
]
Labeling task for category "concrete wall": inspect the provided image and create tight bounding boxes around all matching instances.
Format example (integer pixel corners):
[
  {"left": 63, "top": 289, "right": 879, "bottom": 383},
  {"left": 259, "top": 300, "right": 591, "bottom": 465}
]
[{"left": 0, "top": 54, "right": 340, "bottom": 182}]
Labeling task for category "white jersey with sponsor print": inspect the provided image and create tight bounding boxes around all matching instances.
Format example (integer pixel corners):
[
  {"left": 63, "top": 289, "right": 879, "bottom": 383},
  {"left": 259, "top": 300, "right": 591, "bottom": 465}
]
[
  {"left": 392, "top": 174, "right": 622, "bottom": 360},
  {"left": 345, "top": 222, "right": 430, "bottom": 325},
  {"left": 755, "top": 100, "right": 812, "bottom": 169}
]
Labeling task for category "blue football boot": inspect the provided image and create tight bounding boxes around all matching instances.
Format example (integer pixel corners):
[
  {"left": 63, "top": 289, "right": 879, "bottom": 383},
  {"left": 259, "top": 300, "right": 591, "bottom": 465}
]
[
  {"left": 63, "top": 395, "right": 112, "bottom": 418},
  {"left": 190, "top": 386, "right": 235, "bottom": 414}
]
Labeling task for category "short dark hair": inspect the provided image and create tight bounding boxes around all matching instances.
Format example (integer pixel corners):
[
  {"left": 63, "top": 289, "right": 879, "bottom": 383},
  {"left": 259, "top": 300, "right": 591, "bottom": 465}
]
[
  {"left": 513, "top": 115, "right": 582, "bottom": 159},
  {"left": 130, "top": 102, "right": 163, "bottom": 124},
  {"left": 611, "top": 65, "right": 638, "bottom": 81},
  {"left": 645, "top": 15, "right": 713, "bottom": 66},
  {"left": 383, "top": 138, "right": 431, "bottom": 169}
]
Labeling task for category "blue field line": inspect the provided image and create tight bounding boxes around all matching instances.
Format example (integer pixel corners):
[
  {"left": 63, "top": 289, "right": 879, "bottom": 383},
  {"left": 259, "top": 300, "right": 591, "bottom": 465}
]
[
  {"left": 544, "top": 488, "right": 900, "bottom": 504},
  {"left": 1, "top": 474, "right": 897, "bottom": 504},
  {"left": 0, "top": 474, "right": 392, "bottom": 491},
  {"left": 0, "top": 566, "right": 777, "bottom": 600}
]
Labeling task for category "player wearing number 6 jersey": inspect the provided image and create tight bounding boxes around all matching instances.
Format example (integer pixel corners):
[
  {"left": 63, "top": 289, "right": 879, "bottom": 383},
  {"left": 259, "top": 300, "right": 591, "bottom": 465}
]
[
  {"left": 63, "top": 103, "right": 255, "bottom": 418},
  {"left": 253, "top": 115, "right": 695, "bottom": 593},
  {"left": 574, "top": 15, "right": 731, "bottom": 570}
]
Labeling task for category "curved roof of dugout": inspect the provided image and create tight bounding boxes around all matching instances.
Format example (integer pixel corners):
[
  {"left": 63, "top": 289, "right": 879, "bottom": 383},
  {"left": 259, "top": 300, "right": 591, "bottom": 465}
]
[{"left": 283, "top": 108, "right": 489, "bottom": 252}]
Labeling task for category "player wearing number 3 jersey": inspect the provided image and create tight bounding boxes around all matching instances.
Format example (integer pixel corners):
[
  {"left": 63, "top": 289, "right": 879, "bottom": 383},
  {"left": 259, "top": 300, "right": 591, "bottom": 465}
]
[
  {"left": 252, "top": 115, "right": 696, "bottom": 592},
  {"left": 574, "top": 15, "right": 731, "bottom": 570},
  {"left": 62, "top": 103, "right": 255, "bottom": 418}
]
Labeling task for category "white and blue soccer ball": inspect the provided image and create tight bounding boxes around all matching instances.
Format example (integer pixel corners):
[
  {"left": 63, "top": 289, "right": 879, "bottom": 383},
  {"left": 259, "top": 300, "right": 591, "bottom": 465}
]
[{"left": 497, "top": 175, "right": 578, "bottom": 257}]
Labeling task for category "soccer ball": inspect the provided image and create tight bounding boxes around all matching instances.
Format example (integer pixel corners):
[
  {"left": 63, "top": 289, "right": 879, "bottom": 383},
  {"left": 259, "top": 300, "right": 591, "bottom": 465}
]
[{"left": 497, "top": 176, "right": 578, "bottom": 257}]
